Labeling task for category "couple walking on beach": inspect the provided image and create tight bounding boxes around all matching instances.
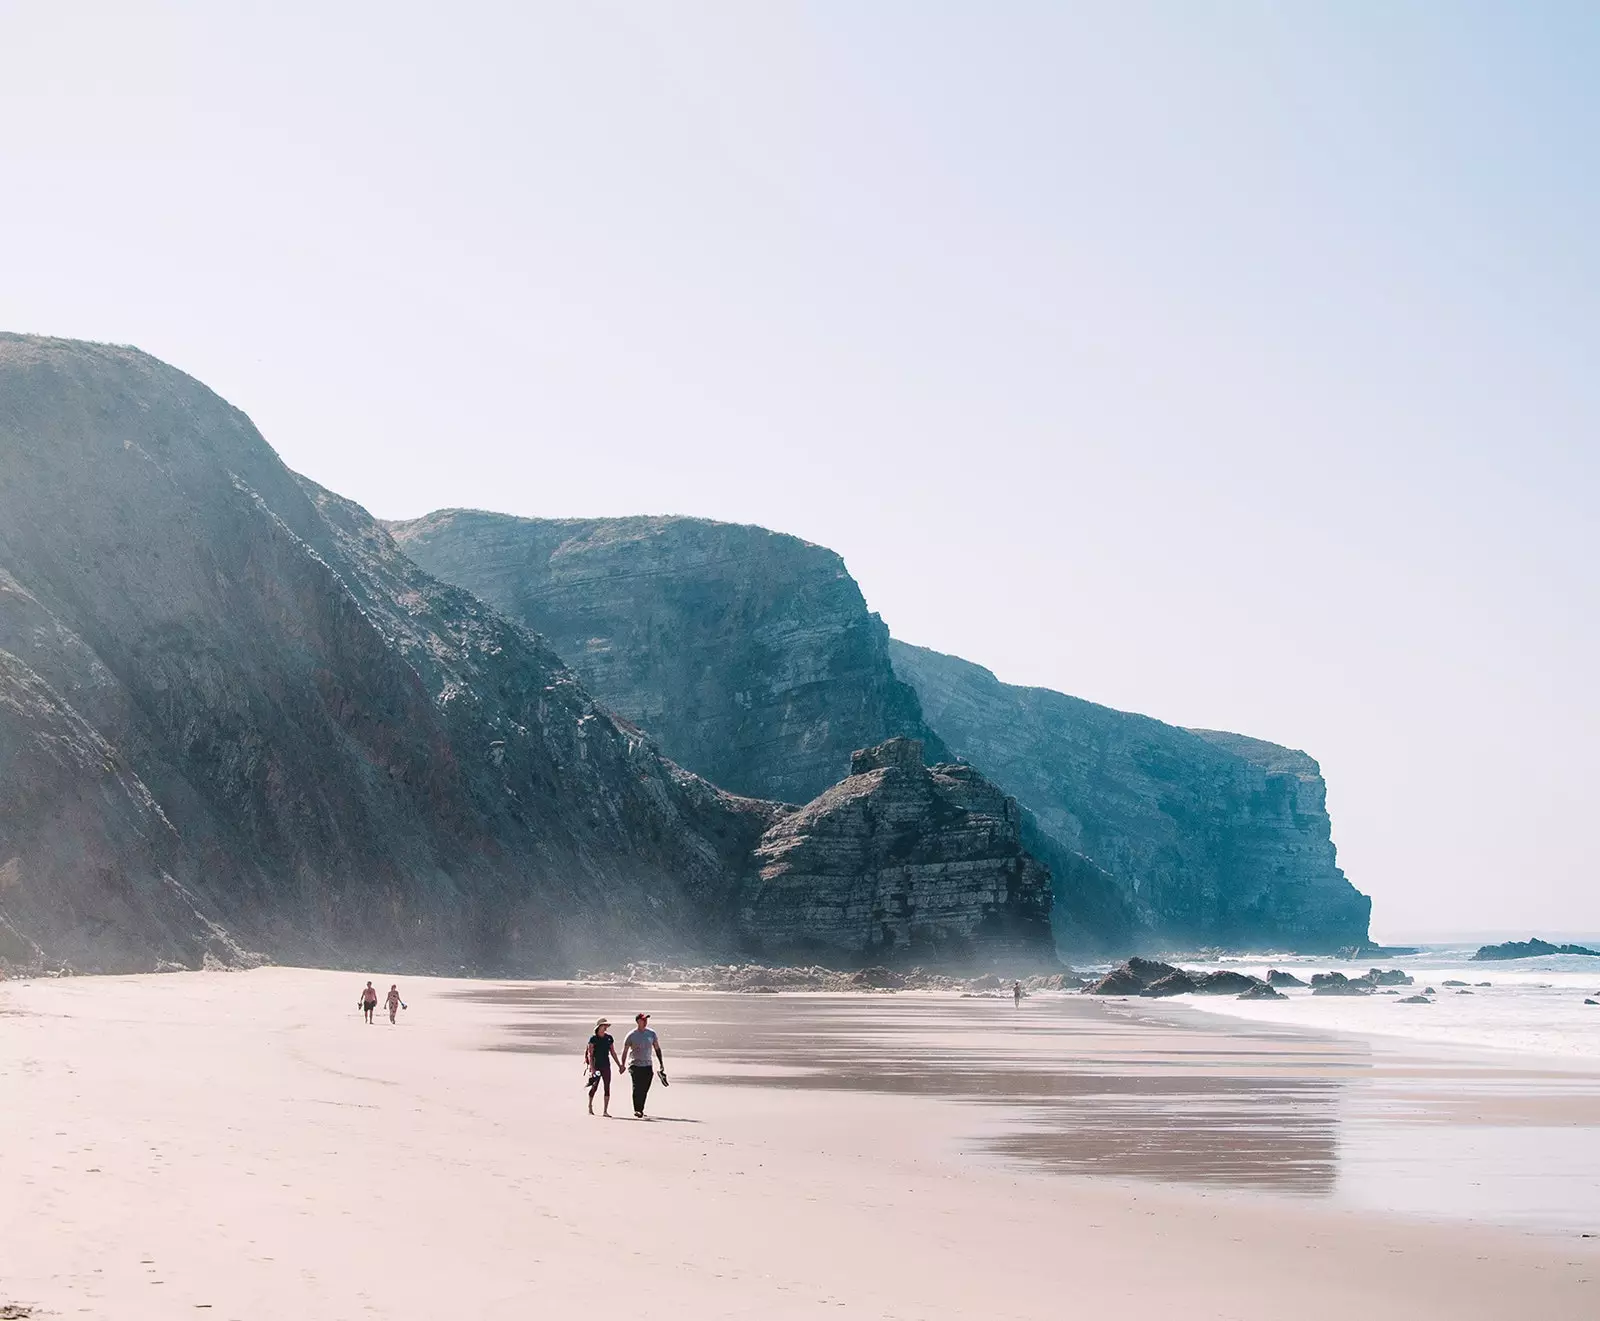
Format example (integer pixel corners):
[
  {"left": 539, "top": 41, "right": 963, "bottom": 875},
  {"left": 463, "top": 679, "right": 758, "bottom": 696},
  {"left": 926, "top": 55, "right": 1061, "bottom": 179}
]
[
  {"left": 585, "top": 1012, "right": 666, "bottom": 1118},
  {"left": 358, "top": 981, "right": 405, "bottom": 1024}
]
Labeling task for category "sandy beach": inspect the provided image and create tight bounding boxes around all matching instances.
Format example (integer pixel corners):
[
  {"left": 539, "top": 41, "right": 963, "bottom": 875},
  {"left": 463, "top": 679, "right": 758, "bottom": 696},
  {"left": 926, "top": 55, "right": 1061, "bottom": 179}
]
[{"left": 2, "top": 969, "right": 1596, "bottom": 1320}]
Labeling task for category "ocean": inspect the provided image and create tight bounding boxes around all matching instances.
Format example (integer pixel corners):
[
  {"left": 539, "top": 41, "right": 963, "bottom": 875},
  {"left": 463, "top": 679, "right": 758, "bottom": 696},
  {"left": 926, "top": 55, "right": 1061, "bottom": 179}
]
[{"left": 1097, "top": 945, "right": 1600, "bottom": 1064}]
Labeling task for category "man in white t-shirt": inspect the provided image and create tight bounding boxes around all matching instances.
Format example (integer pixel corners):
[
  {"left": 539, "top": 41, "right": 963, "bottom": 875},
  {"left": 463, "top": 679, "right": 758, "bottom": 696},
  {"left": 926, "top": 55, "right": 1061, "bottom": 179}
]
[{"left": 619, "top": 1012, "right": 666, "bottom": 1118}]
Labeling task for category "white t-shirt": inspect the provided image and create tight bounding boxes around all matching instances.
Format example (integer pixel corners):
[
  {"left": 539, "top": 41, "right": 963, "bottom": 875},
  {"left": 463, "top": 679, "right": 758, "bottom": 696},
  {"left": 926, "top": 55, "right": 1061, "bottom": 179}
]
[{"left": 623, "top": 1027, "right": 658, "bottom": 1068}]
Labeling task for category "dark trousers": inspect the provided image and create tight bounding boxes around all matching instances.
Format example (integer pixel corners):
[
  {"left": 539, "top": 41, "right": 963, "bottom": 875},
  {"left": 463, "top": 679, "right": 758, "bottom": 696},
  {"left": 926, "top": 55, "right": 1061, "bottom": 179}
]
[
  {"left": 588, "top": 1066, "right": 611, "bottom": 1102},
  {"left": 630, "top": 1065, "right": 654, "bottom": 1114}
]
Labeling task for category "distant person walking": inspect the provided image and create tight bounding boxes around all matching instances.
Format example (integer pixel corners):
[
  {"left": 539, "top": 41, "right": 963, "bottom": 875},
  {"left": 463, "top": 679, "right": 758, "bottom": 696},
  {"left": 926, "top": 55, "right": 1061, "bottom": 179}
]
[
  {"left": 1013, "top": 980, "right": 1023, "bottom": 1008},
  {"left": 585, "top": 1017, "right": 622, "bottom": 1116},
  {"left": 359, "top": 981, "right": 378, "bottom": 1024},
  {"left": 619, "top": 1012, "right": 667, "bottom": 1118},
  {"left": 385, "top": 984, "right": 404, "bottom": 1024}
]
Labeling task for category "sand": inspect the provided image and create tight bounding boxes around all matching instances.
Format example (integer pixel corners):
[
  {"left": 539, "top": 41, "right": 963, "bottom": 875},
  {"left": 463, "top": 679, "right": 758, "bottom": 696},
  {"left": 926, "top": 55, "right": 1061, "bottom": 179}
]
[{"left": 1, "top": 968, "right": 1596, "bottom": 1320}]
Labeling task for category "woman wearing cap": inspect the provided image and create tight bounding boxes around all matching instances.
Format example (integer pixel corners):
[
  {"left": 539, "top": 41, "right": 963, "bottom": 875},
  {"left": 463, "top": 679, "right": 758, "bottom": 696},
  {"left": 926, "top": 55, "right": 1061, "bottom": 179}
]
[{"left": 584, "top": 1018, "right": 622, "bottom": 1116}]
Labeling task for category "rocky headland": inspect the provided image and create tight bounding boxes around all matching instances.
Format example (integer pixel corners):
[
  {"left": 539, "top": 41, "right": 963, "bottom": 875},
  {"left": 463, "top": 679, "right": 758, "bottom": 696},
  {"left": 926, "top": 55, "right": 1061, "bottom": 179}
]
[
  {"left": 393, "top": 513, "right": 1371, "bottom": 957},
  {"left": 890, "top": 642, "right": 1371, "bottom": 953}
]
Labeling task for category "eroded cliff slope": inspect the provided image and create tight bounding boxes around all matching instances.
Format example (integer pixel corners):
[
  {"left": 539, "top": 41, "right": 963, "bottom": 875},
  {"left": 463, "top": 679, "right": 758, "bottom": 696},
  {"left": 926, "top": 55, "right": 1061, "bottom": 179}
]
[
  {"left": 0, "top": 335, "right": 777, "bottom": 972},
  {"left": 388, "top": 511, "right": 946, "bottom": 803},
  {"left": 890, "top": 641, "right": 1370, "bottom": 952}
]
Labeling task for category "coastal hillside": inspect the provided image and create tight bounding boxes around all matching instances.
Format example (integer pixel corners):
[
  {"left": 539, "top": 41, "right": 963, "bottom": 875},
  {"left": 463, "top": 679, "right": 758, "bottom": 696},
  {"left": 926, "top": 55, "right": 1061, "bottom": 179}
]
[
  {"left": 0, "top": 335, "right": 785, "bottom": 973},
  {"left": 0, "top": 335, "right": 1054, "bottom": 973},
  {"left": 395, "top": 505, "right": 1366, "bottom": 952},
  {"left": 890, "top": 641, "right": 1371, "bottom": 952},
  {"left": 388, "top": 511, "right": 947, "bottom": 803}
]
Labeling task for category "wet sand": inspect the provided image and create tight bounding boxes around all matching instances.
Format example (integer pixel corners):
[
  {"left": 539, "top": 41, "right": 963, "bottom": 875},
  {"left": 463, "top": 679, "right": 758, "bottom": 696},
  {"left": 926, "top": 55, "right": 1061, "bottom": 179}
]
[
  {"left": 480, "top": 982, "right": 1600, "bottom": 1225},
  {"left": 1, "top": 968, "right": 1596, "bottom": 1319}
]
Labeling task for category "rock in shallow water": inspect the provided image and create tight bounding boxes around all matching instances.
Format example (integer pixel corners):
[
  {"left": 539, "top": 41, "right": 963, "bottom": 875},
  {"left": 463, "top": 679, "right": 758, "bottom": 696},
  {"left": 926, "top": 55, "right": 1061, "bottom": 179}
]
[
  {"left": 1084, "top": 957, "right": 1181, "bottom": 995},
  {"left": 1471, "top": 938, "right": 1600, "bottom": 961},
  {"left": 1311, "top": 972, "right": 1375, "bottom": 996},
  {"left": 1088, "top": 960, "right": 1265, "bottom": 997}
]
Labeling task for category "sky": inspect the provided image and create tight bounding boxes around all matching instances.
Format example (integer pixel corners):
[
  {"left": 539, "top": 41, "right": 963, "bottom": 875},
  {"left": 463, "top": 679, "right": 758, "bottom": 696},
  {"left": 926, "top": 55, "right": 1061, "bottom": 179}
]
[{"left": 1, "top": 2, "right": 1595, "bottom": 938}]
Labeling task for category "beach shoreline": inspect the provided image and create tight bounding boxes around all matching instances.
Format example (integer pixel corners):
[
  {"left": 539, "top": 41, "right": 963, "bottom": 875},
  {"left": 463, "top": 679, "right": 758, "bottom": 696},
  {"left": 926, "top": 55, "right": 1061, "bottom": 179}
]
[{"left": 1, "top": 967, "right": 1595, "bottom": 1319}]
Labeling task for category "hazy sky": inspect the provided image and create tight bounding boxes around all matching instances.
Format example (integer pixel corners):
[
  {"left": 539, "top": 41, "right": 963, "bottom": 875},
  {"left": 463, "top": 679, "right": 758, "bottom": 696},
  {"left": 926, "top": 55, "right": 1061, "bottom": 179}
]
[{"left": 2, "top": 2, "right": 1595, "bottom": 937}]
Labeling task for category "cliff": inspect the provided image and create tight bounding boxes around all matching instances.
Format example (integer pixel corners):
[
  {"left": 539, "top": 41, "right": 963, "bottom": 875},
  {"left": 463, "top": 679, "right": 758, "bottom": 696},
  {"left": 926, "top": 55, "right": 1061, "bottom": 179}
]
[
  {"left": 889, "top": 641, "right": 1370, "bottom": 952},
  {"left": 0, "top": 335, "right": 781, "bottom": 973},
  {"left": 387, "top": 511, "right": 947, "bottom": 803},
  {"left": 392, "top": 505, "right": 1367, "bottom": 954},
  {"left": 741, "top": 739, "right": 1053, "bottom": 962}
]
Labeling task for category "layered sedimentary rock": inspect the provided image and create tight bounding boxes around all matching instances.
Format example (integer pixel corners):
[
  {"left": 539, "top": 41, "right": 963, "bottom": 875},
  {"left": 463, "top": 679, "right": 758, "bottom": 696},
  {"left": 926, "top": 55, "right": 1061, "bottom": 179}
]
[
  {"left": 890, "top": 641, "right": 1370, "bottom": 952},
  {"left": 740, "top": 738, "right": 1053, "bottom": 962},
  {"left": 0, "top": 335, "right": 781, "bottom": 972},
  {"left": 388, "top": 511, "right": 947, "bottom": 803}
]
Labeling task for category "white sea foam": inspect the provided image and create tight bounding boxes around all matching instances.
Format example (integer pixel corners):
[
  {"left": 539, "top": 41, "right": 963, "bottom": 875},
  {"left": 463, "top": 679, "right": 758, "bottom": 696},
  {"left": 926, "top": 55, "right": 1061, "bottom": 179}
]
[{"left": 1115, "top": 946, "right": 1600, "bottom": 1064}]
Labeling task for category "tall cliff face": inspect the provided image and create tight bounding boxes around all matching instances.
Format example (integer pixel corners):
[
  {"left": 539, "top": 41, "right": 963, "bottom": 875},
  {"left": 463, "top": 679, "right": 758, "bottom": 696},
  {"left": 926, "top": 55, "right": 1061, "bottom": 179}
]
[
  {"left": 0, "top": 335, "right": 777, "bottom": 972},
  {"left": 393, "top": 505, "right": 1367, "bottom": 954},
  {"left": 889, "top": 641, "right": 1370, "bottom": 952},
  {"left": 741, "top": 739, "right": 1053, "bottom": 962},
  {"left": 388, "top": 512, "right": 947, "bottom": 804}
]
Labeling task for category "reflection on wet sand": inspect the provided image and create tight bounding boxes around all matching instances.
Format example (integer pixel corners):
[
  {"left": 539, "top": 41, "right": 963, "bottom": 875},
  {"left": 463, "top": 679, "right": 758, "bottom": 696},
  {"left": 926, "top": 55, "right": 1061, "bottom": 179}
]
[{"left": 458, "top": 986, "right": 1364, "bottom": 1195}]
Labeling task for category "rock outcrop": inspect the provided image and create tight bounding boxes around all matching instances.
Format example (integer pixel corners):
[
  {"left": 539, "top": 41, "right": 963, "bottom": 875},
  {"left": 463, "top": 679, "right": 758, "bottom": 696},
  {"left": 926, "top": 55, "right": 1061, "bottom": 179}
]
[
  {"left": 1084, "top": 958, "right": 1272, "bottom": 999},
  {"left": 1141, "top": 969, "right": 1265, "bottom": 997},
  {"left": 738, "top": 739, "right": 1053, "bottom": 962},
  {"left": 1084, "top": 957, "right": 1181, "bottom": 995},
  {"left": 1472, "top": 938, "right": 1600, "bottom": 961},
  {"left": 889, "top": 641, "right": 1370, "bottom": 952},
  {"left": 388, "top": 511, "right": 947, "bottom": 804},
  {"left": 0, "top": 335, "right": 786, "bottom": 972},
  {"left": 1310, "top": 973, "right": 1373, "bottom": 996}
]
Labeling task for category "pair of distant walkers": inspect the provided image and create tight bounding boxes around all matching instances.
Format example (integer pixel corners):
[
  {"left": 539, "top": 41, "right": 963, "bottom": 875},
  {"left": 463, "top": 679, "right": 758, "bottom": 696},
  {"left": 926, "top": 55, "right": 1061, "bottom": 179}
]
[
  {"left": 358, "top": 981, "right": 405, "bottom": 1024},
  {"left": 584, "top": 1012, "right": 666, "bottom": 1118}
]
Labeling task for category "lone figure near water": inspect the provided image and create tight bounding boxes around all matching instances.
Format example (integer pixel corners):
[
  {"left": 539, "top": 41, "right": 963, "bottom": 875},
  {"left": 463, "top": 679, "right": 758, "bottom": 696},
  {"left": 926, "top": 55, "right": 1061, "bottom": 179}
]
[{"left": 619, "top": 1012, "right": 666, "bottom": 1118}]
